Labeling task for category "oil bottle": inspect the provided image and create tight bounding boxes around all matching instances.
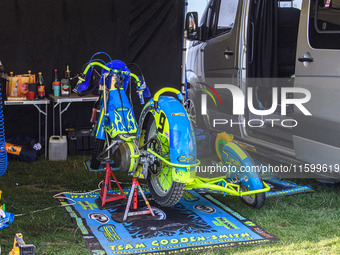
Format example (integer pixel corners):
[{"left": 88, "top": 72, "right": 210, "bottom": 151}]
[{"left": 61, "top": 65, "right": 71, "bottom": 97}]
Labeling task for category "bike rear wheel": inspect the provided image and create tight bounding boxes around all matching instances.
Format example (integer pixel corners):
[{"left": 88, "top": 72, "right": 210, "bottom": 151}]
[{"left": 144, "top": 117, "right": 185, "bottom": 207}]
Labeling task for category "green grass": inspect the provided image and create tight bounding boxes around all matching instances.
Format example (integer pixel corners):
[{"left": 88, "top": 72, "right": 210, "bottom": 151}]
[{"left": 0, "top": 156, "right": 339, "bottom": 254}]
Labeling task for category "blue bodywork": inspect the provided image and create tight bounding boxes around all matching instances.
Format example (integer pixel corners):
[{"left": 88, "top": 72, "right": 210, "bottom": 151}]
[
  {"left": 95, "top": 61, "right": 136, "bottom": 140},
  {"left": 138, "top": 95, "right": 197, "bottom": 170},
  {"left": 221, "top": 142, "right": 263, "bottom": 191},
  {"left": 73, "top": 65, "right": 94, "bottom": 93},
  {"left": 100, "top": 60, "right": 131, "bottom": 91},
  {"left": 96, "top": 88, "right": 137, "bottom": 140},
  {"left": 75, "top": 60, "right": 131, "bottom": 93}
]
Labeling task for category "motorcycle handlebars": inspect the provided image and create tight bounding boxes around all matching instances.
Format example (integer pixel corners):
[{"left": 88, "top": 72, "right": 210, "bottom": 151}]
[{"left": 77, "top": 61, "right": 145, "bottom": 104}]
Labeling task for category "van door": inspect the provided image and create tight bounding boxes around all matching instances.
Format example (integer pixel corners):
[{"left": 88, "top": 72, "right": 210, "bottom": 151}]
[
  {"left": 293, "top": 0, "right": 340, "bottom": 165},
  {"left": 201, "top": 0, "right": 242, "bottom": 135}
]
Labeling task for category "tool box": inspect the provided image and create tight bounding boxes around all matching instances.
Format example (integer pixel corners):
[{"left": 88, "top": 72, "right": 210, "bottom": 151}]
[{"left": 65, "top": 128, "right": 95, "bottom": 155}]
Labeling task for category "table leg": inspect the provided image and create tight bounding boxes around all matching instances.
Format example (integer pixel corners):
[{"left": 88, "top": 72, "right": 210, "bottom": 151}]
[
  {"left": 45, "top": 104, "right": 48, "bottom": 158},
  {"left": 38, "top": 105, "right": 41, "bottom": 144},
  {"left": 59, "top": 102, "right": 62, "bottom": 136},
  {"left": 53, "top": 102, "right": 55, "bottom": 135}
]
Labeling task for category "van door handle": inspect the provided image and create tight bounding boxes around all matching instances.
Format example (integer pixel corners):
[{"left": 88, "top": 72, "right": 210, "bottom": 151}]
[
  {"left": 298, "top": 57, "right": 314, "bottom": 63},
  {"left": 224, "top": 49, "right": 234, "bottom": 60},
  {"left": 224, "top": 50, "right": 234, "bottom": 56}
]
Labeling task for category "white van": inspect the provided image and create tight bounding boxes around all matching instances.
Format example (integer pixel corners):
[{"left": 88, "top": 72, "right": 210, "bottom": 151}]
[{"left": 185, "top": 0, "right": 340, "bottom": 176}]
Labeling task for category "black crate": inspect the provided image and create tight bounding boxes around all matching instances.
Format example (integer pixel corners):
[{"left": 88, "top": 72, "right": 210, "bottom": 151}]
[{"left": 65, "top": 128, "right": 95, "bottom": 155}]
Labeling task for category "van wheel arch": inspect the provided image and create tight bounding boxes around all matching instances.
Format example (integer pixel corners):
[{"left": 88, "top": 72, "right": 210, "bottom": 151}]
[{"left": 186, "top": 87, "right": 204, "bottom": 127}]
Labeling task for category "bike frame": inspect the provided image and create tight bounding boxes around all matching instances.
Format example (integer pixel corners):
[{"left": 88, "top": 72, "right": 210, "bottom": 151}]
[{"left": 79, "top": 61, "right": 269, "bottom": 199}]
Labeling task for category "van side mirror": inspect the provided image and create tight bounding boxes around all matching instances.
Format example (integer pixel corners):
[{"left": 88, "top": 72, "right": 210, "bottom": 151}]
[{"left": 185, "top": 12, "right": 199, "bottom": 40}]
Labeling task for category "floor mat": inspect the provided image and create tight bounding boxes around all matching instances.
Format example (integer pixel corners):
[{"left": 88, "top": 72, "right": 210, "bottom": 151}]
[
  {"left": 55, "top": 189, "right": 279, "bottom": 255},
  {"left": 193, "top": 178, "right": 315, "bottom": 197},
  {"left": 263, "top": 178, "right": 316, "bottom": 197}
]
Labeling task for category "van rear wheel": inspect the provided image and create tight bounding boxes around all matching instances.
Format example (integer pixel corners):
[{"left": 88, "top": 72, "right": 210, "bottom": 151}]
[{"left": 186, "top": 88, "right": 204, "bottom": 127}]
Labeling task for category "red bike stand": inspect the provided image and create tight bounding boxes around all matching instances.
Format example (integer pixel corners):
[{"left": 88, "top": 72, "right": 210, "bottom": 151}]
[
  {"left": 99, "top": 160, "right": 127, "bottom": 207},
  {"left": 123, "top": 177, "right": 155, "bottom": 221}
]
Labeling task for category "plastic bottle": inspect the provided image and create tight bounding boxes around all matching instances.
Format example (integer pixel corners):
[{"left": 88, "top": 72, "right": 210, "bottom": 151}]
[
  {"left": 37, "top": 72, "right": 45, "bottom": 99},
  {"left": 53, "top": 69, "right": 61, "bottom": 97},
  {"left": 67, "top": 65, "right": 71, "bottom": 95},
  {"left": 28, "top": 70, "right": 35, "bottom": 83},
  {"left": 54, "top": 69, "right": 58, "bottom": 82},
  {"left": 61, "top": 65, "right": 71, "bottom": 97}
]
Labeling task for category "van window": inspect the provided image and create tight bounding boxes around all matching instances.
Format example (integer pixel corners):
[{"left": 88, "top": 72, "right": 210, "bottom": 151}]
[
  {"left": 216, "top": 0, "right": 239, "bottom": 35},
  {"left": 199, "top": 0, "right": 219, "bottom": 39},
  {"left": 309, "top": 0, "right": 340, "bottom": 49},
  {"left": 207, "top": 3, "right": 218, "bottom": 38}
]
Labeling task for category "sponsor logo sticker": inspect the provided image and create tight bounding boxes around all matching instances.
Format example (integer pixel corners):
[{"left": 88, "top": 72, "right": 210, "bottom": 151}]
[
  {"left": 193, "top": 204, "right": 216, "bottom": 214},
  {"left": 97, "top": 224, "right": 121, "bottom": 242},
  {"left": 88, "top": 213, "right": 110, "bottom": 224}
]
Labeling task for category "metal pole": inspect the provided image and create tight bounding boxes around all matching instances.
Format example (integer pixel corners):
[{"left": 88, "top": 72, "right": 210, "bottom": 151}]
[
  {"left": 45, "top": 103, "right": 48, "bottom": 158},
  {"left": 52, "top": 100, "right": 55, "bottom": 134},
  {"left": 38, "top": 104, "right": 41, "bottom": 144},
  {"left": 123, "top": 183, "right": 136, "bottom": 221},
  {"left": 181, "top": 0, "right": 188, "bottom": 101},
  {"left": 59, "top": 103, "right": 62, "bottom": 136},
  {"left": 103, "top": 74, "right": 108, "bottom": 116}
]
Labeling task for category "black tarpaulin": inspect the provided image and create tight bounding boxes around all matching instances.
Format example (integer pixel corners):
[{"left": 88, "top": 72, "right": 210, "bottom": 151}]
[{"left": 0, "top": 0, "right": 184, "bottom": 139}]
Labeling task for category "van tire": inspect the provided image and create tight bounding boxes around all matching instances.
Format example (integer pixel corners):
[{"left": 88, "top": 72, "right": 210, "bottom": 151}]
[{"left": 186, "top": 88, "right": 204, "bottom": 127}]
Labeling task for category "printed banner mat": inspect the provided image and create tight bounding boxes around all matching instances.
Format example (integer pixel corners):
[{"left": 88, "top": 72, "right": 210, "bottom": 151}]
[
  {"left": 263, "top": 178, "right": 315, "bottom": 197},
  {"left": 194, "top": 178, "right": 315, "bottom": 197},
  {"left": 55, "top": 189, "right": 279, "bottom": 255}
]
